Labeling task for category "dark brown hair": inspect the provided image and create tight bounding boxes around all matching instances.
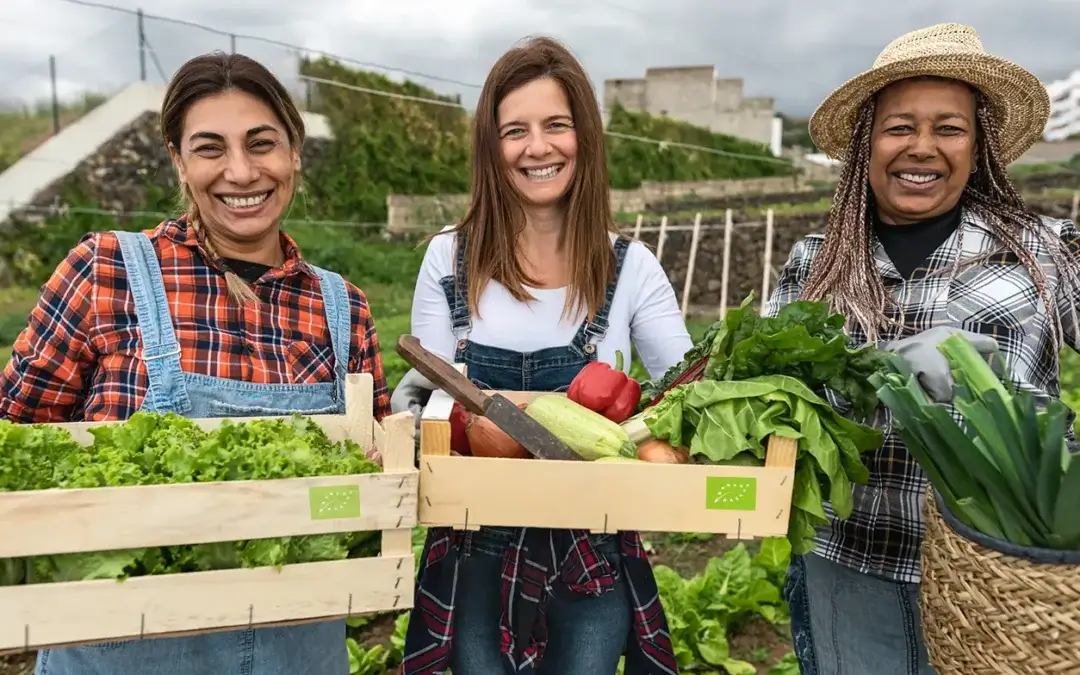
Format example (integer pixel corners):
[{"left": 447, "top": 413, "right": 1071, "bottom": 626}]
[
  {"left": 446, "top": 36, "right": 619, "bottom": 320},
  {"left": 801, "top": 76, "right": 1080, "bottom": 352},
  {"left": 161, "top": 51, "right": 305, "bottom": 304}
]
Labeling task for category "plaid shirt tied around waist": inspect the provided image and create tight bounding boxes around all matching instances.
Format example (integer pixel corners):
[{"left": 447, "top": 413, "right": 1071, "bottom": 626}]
[
  {"left": 401, "top": 526, "right": 679, "bottom": 674},
  {"left": 762, "top": 208, "right": 1080, "bottom": 584}
]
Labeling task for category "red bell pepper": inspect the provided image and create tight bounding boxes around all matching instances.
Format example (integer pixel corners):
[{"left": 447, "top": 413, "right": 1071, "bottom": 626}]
[
  {"left": 449, "top": 403, "right": 472, "bottom": 455},
  {"left": 566, "top": 349, "right": 641, "bottom": 423}
]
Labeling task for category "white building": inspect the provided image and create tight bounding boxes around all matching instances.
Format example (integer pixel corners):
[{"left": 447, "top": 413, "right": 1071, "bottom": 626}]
[{"left": 1044, "top": 69, "right": 1080, "bottom": 141}]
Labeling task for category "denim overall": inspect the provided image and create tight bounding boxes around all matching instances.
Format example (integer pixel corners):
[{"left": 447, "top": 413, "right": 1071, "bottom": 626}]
[
  {"left": 36, "top": 230, "right": 351, "bottom": 675},
  {"left": 443, "top": 236, "right": 633, "bottom": 674}
]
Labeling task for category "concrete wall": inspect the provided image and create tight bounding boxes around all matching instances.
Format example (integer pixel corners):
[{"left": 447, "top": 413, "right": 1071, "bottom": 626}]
[
  {"left": 386, "top": 175, "right": 811, "bottom": 233},
  {"left": 1013, "top": 140, "right": 1080, "bottom": 165},
  {"left": 603, "top": 65, "right": 775, "bottom": 147}
]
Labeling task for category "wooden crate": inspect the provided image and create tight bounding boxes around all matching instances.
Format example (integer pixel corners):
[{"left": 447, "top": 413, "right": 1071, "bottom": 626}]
[
  {"left": 0, "top": 373, "right": 418, "bottom": 654},
  {"left": 418, "top": 385, "right": 798, "bottom": 538}
]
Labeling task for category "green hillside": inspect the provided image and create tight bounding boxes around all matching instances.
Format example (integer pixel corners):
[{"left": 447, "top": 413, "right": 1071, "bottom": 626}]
[
  {"left": 605, "top": 102, "right": 795, "bottom": 187},
  {"left": 0, "top": 93, "right": 105, "bottom": 172}
]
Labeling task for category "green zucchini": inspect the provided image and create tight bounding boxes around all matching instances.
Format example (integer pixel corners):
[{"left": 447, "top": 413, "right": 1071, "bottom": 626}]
[{"left": 525, "top": 395, "right": 637, "bottom": 461}]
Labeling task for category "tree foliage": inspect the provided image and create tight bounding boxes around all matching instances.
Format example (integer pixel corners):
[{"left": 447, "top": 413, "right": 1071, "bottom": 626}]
[{"left": 298, "top": 57, "right": 472, "bottom": 223}]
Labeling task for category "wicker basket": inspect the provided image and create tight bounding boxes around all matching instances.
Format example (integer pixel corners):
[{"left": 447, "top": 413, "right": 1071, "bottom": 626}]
[{"left": 920, "top": 490, "right": 1080, "bottom": 674}]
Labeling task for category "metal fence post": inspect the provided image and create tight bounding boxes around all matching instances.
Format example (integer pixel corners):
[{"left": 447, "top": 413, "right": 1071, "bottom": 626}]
[
  {"left": 137, "top": 9, "right": 147, "bottom": 81},
  {"left": 49, "top": 55, "right": 59, "bottom": 135}
]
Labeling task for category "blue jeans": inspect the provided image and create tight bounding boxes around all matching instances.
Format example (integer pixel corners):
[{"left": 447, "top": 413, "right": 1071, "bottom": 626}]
[
  {"left": 785, "top": 553, "right": 937, "bottom": 675},
  {"left": 36, "top": 622, "right": 347, "bottom": 675},
  {"left": 450, "top": 528, "right": 631, "bottom": 675}
]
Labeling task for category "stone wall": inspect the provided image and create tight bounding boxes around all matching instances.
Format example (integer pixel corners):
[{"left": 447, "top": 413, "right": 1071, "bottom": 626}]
[
  {"left": 10, "top": 112, "right": 331, "bottom": 224},
  {"left": 386, "top": 174, "right": 813, "bottom": 233},
  {"left": 647, "top": 191, "right": 1080, "bottom": 317},
  {"left": 639, "top": 210, "right": 824, "bottom": 315}
]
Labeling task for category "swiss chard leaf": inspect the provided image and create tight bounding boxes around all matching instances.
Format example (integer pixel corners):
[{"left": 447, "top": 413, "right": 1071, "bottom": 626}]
[{"left": 644, "top": 375, "right": 882, "bottom": 554}]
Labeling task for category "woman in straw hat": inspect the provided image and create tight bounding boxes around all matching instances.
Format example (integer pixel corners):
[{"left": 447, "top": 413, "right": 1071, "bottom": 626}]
[{"left": 763, "top": 22, "right": 1080, "bottom": 674}]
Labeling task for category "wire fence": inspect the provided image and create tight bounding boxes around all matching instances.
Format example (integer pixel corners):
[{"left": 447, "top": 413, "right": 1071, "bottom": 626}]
[{"left": 9, "top": 201, "right": 390, "bottom": 232}]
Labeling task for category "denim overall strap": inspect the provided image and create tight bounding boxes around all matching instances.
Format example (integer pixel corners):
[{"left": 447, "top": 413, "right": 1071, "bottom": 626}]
[
  {"left": 438, "top": 231, "right": 472, "bottom": 340},
  {"left": 310, "top": 266, "right": 351, "bottom": 401},
  {"left": 113, "top": 230, "right": 192, "bottom": 414},
  {"left": 569, "top": 236, "right": 631, "bottom": 358}
]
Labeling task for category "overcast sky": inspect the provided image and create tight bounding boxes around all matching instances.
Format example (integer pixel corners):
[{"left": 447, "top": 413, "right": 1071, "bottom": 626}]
[{"left": 2, "top": 0, "right": 1079, "bottom": 118}]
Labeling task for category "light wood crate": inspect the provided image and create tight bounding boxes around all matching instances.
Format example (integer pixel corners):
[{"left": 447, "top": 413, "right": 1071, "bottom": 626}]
[
  {"left": 418, "top": 380, "right": 798, "bottom": 538},
  {"left": 0, "top": 373, "right": 418, "bottom": 654}
]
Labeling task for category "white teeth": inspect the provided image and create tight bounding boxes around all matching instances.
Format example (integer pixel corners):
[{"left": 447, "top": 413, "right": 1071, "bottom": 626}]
[
  {"left": 524, "top": 165, "right": 561, "bottom": 181},
  {"left": 898, "top": 172, "right": 940, "bottom": 184},
  {"left": 221, "top": 192, "right": 270, "bottom": 208}
]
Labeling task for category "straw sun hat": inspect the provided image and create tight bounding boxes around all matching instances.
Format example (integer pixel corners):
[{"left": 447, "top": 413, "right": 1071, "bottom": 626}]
[{"left": 809, "top": 23, "right": 1051, "bottom": 165}]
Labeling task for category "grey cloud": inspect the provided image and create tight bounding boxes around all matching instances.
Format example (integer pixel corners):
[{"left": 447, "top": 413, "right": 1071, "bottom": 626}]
[{"left": 1, "top": 0, "right": 1077, "bottom": 118}]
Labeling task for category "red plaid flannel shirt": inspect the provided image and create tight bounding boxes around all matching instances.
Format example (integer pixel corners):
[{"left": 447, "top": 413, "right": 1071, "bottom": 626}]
[
  {"left": 401, "top": 526, "right": 679, "bottom": 674},
  {"left": 0, "top": 218, "right": 391, "bottom": 423}
]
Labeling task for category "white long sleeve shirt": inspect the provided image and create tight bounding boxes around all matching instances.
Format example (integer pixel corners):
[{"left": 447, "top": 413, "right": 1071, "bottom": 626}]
[{"left": 409, "top": 230, "right": 693, "bottom": 379}]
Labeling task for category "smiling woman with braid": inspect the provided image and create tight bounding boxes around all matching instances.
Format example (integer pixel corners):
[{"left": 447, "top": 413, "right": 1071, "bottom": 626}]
[
  {"left": 1, "top": 52, "right": 391, "bottom": 675},
  {"left": 763, "top": 23, "right": 1080, "bottom": 675}
]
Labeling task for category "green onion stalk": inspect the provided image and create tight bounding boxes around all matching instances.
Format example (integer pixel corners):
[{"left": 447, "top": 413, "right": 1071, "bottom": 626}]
[{"left": 868, "top": 334, "right": 1080, "bottom": 550}]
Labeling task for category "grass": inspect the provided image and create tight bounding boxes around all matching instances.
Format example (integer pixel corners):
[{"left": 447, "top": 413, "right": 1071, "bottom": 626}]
[{"left": 0, "top": 94, "right": 105, "bottom": 172}]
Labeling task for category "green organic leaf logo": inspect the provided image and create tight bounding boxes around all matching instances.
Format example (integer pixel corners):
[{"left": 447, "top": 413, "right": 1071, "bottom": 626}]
[
  {"left": 704, "top": 476, "right": 757, "bottom": 511},
  {"left": 308, "top": 485, "right": 362, "bottom": 520}
]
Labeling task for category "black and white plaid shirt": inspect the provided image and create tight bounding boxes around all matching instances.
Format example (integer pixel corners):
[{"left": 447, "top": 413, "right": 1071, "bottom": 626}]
[{"left": 763, "top": 207, "right": 1080, "bottom": 583}]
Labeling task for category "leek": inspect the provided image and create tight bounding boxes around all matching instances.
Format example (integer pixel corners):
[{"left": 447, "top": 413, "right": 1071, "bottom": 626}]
[{"left": 868, "top": 333, "right": 1080, "bottom": 550}]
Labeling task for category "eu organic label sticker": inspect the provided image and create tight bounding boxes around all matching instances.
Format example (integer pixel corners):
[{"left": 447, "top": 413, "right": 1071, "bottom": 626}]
[
  {"left": 309, "top": 485, "right": 362, "bottom": 520},
  {"left": 704, "top": 476, "right": 757, "bottom": 511}
]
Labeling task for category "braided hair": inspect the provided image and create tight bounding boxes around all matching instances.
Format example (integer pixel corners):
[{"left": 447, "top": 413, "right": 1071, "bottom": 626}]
[
  {"left": 800, "top": 90, "right": 1080, "bottom": 360},
  {"left": 178, "top": 182, "right": 260, "bottom": 306}
]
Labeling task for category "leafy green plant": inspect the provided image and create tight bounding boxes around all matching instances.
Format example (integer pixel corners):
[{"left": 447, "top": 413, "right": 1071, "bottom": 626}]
[
  {"left": 872, "top": 334, "right": 1080, "bottom": 549},
  {"left": 299, "top": 57, "right": 472, "bottom": 223},
  {"left": 346, "top": 612, "right": 408, "bottom": 674},
  {"left": 653, "top": 537, "right": 791, "bottom": 673},
  {"left": 605, "top": 103, "right": 796, "bottom": 190}
]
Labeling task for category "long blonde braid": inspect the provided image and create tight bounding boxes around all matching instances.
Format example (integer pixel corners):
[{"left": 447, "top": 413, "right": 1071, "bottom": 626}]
[{"left": 179, "top": 182, "right": 260, "bottom": 306}]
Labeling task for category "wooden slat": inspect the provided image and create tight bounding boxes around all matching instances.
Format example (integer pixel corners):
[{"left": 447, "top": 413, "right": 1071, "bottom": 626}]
[
  {"left": 378, "top": 412, "right": 417, "bottom": 559},
  {"left": 764, "top": 435, "right": 798, "bottom": 469},
  {"left": 0, "top": 471, "right": 418, "bottom": 557},
  {"left": 419, "top": 437, "right": 796, "bottom": 537},
  {"left": 0, "top": 556, "right": 414, "bottom": 653}
]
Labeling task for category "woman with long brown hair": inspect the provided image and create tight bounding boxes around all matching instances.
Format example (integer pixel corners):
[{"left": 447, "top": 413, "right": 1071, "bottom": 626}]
[
  {"left": 2, "top": 52, "right": 391, "bottom": 674},
  {"left": 765, "top": 23, "right": 1080, "bottom": 674},
  {"left": 392, "top": 37, "right": 690, "bottom": 674}
]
